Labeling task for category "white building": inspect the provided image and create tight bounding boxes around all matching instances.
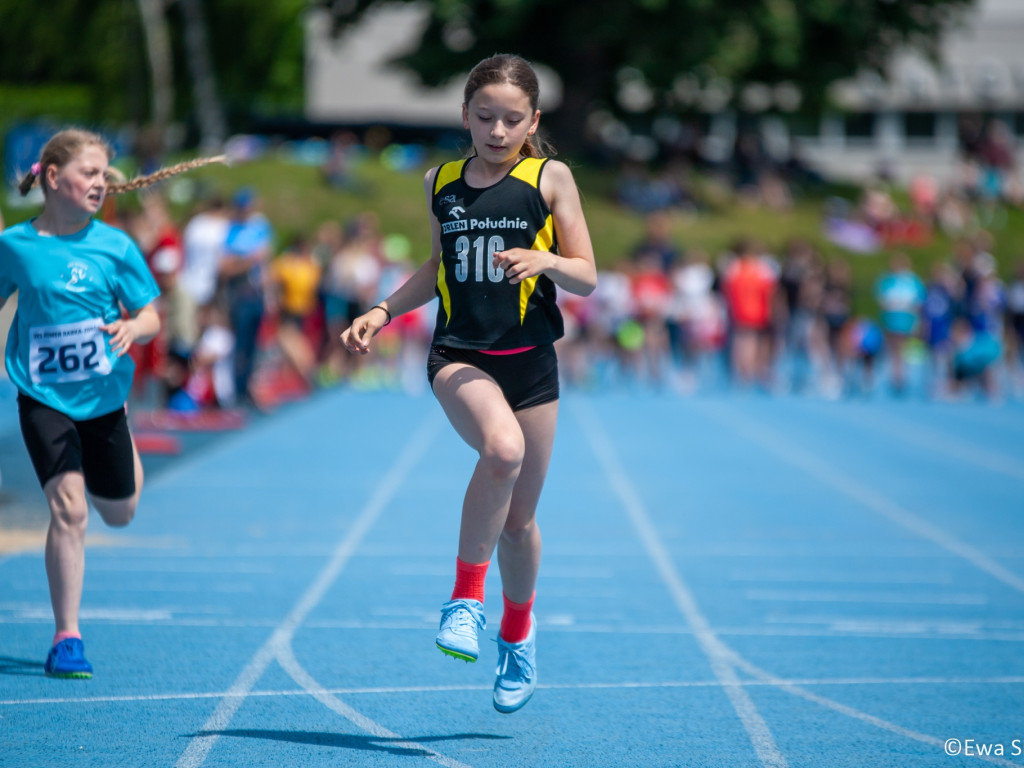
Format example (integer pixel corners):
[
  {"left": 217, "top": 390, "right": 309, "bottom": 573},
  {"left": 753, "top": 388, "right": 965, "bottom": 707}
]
[
  {"left": 803, "top": 0, "right": 1024, "bottom": 182},
  {"left": 305, "top": 0, "right": 1024, "bottom": 183},
  {"left": 305, "top": 3, "right": 560, "bottom": 127}
]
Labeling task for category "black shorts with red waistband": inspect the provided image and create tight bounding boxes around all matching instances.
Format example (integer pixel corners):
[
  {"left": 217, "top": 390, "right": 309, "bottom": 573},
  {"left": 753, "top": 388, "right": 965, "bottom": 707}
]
[{"left": 426, "top": 343, "right": 559, "bottom": 412}]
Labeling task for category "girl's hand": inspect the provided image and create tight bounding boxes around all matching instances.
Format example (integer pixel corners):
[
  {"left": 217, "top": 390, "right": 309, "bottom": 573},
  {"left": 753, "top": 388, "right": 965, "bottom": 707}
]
[
  {"left": 493, "top": 247, "right": 554, "bottom": 285},
  {"left": 101, "top": 317, "right": 143, "bottom": 357},
  {"left": 340, "top": 308, "right": 388, "bottom": 354},
  {"left": 102, "top": 303, "right": 160, "bottom": 356}
]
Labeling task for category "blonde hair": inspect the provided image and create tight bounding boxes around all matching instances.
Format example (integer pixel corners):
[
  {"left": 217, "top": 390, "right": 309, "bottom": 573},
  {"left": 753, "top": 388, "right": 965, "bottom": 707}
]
[
  {"left": 18, "top": 128, "right": 226, "bottom": 197},
  {"left": 105, "top": 155, "right": 227, "bottom": 195}
]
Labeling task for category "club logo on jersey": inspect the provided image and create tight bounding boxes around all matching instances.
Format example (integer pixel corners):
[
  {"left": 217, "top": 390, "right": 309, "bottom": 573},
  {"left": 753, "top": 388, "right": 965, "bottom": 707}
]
[
  {"left": 63, "top": 262, "right": 90, "bottom": 294},
  {"left": 442, "top": 204, "right": 469, "bottom": 234}
]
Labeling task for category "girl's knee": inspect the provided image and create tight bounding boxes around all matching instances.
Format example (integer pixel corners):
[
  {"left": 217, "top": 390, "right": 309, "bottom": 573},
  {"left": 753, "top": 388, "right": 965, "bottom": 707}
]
[
  {"left": 50, "top": 498, "right": 89, "bottom": 531},
  {"left": 480, "top": 432, "right": 526, "bottom": 480},
  {"left": 46, "top": 477, "right": 89, "bottom": 531}
]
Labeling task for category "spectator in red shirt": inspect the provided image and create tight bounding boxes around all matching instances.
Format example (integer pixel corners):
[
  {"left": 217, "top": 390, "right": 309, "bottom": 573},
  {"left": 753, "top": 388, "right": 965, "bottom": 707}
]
[{"left": 722, "top": 238, "right": 778, "bottom": 387}]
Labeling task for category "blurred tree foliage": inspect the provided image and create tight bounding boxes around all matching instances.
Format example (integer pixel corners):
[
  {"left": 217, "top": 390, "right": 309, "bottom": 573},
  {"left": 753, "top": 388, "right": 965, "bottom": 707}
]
[
  {"left": 315, "top": 0, "right": 978, "bottom": 150},
  {"left": 0, "top": 0, "right": 979, "bottom": 153},
  {"left": 188, "top": 0, "right": 307, "bottom": 117},
  {"left": 0, "top": 1, "right": 147, "bottom": 128},
  {"left": 0, "top": 0, "right": 305, "bottom": 137}
]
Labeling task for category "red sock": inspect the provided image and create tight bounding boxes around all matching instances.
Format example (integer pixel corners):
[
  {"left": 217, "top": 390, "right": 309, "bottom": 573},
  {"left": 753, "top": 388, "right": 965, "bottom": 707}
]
[
  {"left": 451, "top": 557, "right": 489, "bottom": 602},
  {"left": 53, "top": 630, "right": 81, "bottom": 646},
  {"left": 500, "top": 592, "right": 535, "bottom": 643}
]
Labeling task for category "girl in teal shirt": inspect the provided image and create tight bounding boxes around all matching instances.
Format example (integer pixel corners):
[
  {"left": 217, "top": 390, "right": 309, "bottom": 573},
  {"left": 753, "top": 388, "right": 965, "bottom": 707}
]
[{"left": 2, "top": 128, "right": 222, "bottom": 678}]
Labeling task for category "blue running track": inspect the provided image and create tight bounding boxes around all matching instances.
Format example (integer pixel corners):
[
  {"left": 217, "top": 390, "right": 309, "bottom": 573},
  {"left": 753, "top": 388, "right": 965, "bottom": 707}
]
[{"left": 2, "top": 388, "right": 1023, "bottom": 767}]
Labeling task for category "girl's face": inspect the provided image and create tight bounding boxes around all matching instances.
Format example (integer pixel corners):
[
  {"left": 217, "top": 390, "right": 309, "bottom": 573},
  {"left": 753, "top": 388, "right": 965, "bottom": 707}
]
[
  {"left": 463, "top": 83, "right": 540, "bottom": 165},
  {"left": 47, "top": 144, "right": 110, "bottom": 217}
]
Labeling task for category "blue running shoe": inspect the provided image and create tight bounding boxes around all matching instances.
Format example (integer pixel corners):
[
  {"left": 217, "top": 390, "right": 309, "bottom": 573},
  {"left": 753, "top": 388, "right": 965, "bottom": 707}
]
[
  {"left": 493, "top": 615, "right": 536, "bottom": 714},
  {"left": 44, "top": 638, "right": 93, "bottom": 679},
  {"left": 436, "top": 599, "right": 486, "bottom": 662}
]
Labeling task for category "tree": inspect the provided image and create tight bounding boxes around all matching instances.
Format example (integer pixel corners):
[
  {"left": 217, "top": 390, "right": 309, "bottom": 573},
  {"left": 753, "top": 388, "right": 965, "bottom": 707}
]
[
  {"left": 315, "top": 0, "right": 978, "bottom": 154},
  {"left": 175, "top": 0, "right": 306, "bottom": 125},
  {"left": 177, "top": 0, "right": 227, "bottom": 150},
  {"left": 0, "top": 0, "right": 305, "bottom": 149},
  {"left": 0, "top": 0, "right": 148, "bottom": 126},
  {"left": 137, "top": 0, "right": 175, "bottom": 138}
]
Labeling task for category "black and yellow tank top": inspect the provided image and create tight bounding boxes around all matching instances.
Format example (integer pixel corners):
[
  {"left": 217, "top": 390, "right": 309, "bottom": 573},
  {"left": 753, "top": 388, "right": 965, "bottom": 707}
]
[{"left": 430, "top": 156, "right": 564, "bottom": 350}]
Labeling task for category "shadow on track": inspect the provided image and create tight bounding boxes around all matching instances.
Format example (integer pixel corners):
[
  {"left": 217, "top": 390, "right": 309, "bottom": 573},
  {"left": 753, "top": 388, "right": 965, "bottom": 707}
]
[
  {"left": 0, "top": 655, "right": 45, "bottom": 677},
  {"left": 189, "top": 729, "right": 511, "bottom": 757}
]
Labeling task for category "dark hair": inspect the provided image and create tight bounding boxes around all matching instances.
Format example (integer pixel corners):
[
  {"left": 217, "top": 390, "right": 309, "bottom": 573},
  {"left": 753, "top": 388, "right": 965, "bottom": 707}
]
[
  {"left": 463, "top": 54, "right": 552, "bottom": 158},
  {"left": 18, "top": 127, "right": 226, "bottom": 198}
]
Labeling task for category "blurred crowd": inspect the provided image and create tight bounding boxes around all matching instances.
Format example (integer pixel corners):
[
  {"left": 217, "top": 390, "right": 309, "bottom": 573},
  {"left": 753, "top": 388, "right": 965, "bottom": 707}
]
[
  {"left": 110, "top": 184, "right": 1024, "bottom": 417},
  {"left": 113, "top": 186, "right": 433, "bottom": 413},
  {"left": 588, "top": 115, "right": 1024, "bottom": 403},
  {"left": 98, "top": 123, "right": 1024, "bottom": 414},
  {"left": 825, "top": 119, "right": 1024, "bottom": 257},
  {"left": 561, "top": 215, "right": 1023, "bottom": 402}
]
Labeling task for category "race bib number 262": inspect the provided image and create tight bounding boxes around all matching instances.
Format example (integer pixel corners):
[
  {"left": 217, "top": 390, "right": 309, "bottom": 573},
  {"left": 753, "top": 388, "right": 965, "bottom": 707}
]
[{"left": 29, "top": 318, "right": 112, "bottom": 385}]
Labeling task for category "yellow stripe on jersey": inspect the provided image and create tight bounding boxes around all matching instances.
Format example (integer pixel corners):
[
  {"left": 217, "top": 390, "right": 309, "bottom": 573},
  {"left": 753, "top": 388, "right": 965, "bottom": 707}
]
[
  {"left": 531, "top": 213, "right": 555, "bottom": 252},
  {"left": 437, "top": 259, "right": 452, "bottom": 325},
  {"left": 519, "top": 276, "right": 539, "bottom": 324},
  {"left": 433, "top": 159, "right": 467, "bottom": 195},
  {"left": 509, "top": 157, "right": 546, "bottom": 189},
  {"left": 433, "top": 160, "right": 465, "bottom": 325},
  {"left": 519, "top": 213, "right": 556, "bottom": 323}
]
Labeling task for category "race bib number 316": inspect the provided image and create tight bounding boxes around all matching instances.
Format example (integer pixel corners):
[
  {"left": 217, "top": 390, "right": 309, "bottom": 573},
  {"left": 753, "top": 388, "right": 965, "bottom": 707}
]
[{"left": 29, "top": 318, "right": 112, "bottom": 385}]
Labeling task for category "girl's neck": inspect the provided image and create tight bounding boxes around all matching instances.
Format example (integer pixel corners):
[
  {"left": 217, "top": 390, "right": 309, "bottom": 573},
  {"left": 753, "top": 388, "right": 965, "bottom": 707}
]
[
  {"left": 34, "top": 208, "right": 92, "bottom": 237},
  {"left": 467, "top": 153, "right": 524, "bottom": 186}
]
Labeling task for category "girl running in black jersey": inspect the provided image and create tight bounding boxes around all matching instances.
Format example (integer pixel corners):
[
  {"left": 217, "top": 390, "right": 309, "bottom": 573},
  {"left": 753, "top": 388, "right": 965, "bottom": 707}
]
[{"left": 342, "top": 53, "right": 596, "bottom": 713}]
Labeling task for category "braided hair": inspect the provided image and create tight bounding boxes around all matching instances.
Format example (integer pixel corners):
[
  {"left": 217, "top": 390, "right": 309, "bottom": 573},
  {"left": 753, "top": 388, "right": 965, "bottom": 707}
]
[
  {"left": 105, "top": 155, "right": 227, "bottom": 195},
  {"left": 18, "top": 128, "right": 226, "bottom": 197}
]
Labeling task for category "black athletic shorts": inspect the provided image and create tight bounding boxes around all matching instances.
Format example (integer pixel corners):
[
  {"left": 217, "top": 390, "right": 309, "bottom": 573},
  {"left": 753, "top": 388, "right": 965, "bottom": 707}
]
[
  {"left": 18, "top": 393, "right": 136, "bottom": 499},
  {"left": 427, "top": 343, "right": 559, "bottom": 411}
]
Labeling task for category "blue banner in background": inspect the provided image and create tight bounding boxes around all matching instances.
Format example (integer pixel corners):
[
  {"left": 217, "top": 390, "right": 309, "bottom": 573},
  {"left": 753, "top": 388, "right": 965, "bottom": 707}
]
[
  {"left": 3, "top": 122, "right": 131, "bottom": 204},
  {"left": 3, "top": 122, "right": 53, "bottom": 190}
]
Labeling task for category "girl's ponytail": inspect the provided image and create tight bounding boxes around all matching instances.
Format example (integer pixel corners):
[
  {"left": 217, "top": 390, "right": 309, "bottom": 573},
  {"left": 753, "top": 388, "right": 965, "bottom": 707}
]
[
  {"left": 19, "top": 127, "right": 227, "bottom": 198},
  {"left": 105, "top": 155, "right": 227, "bottom": 196}
]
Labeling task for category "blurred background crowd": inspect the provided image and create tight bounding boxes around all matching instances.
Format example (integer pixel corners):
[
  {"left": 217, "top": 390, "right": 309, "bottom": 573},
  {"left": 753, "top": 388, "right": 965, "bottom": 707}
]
[
  {"left": 3, "top": 0, "right": 1024, "bottom": 414},
  {"left": 71, "top": 118, "right": 1024, "bottom": 419}
]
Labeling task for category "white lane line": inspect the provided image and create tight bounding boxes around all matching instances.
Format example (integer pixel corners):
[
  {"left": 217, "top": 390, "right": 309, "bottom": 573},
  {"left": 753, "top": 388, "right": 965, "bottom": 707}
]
[
  {"left": 8, "top": 676, "right": 1023, "bottom": 707},
  {"left": 701, "top": 402, "right": 1024, "bottom": 595},
  {"left": 724, "top": 649, "right": 1023, "bottom": 768},
  {"left": 85, "top": 564, "right": 275, "bottom": 573},
  {"left": 4, "top": 616, "right": 1023, "bottom": 640},
  {"left": 276, "top": 643, "right": 475, "bottom": 768},
  {"left": 744, "top": 590, "right": 987, "bottom": 605},
  {"left": 572, "top": 400, "right": 788, "bottom": 768},
  {"left": 7, "top": 607, "right": 176, "bottom": 621},
  {"left": 728, "top": 570, "right": 955, "bottom": 584},
  {"left": 767, "top": 614, "right": 1024, "bottom": 629},
  {"left": 175, "top": 412, "right": 441, "bottom": 768},
  {"left": 825, "top": 406, "right": 1024, "bottom": 482}
]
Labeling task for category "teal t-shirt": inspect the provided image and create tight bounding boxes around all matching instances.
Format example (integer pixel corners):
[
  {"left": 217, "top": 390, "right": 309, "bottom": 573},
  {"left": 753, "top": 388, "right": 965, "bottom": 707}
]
[
  {"left": 0, "top": 219, "right": 159, "bottom": 420},
  {"left": 875, "top": 271, "right": 926, "bottom": 335}
]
